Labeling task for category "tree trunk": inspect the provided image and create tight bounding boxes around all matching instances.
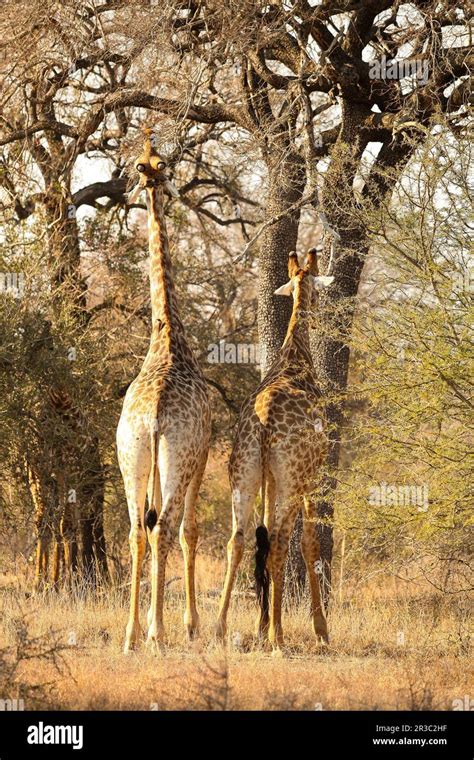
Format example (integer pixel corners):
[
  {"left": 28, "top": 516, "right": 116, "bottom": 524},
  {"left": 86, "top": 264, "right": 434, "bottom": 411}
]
[
  {"left": 258, "top": 149, "right": 307, "bottom": 595},
  {"left": 311, "top": 102, "right": 416, "bottom": 608},
  {"left": 43, "top": 192, "right": 84, "bottom": 308},
  {"left": 309, "top": 101, "right": 369, "bottom": 606},
  {"left": 42, "top": 192, "right": 109, "bottom": 588},
  {"left": 312, "top": 230, "right": 367, "bottom": 607},
  {"left": 258, "top": 150, "right": 305, "bottom": 374},
  {"left": 81, "top": 511, "right": 96, "bottom": 586}
]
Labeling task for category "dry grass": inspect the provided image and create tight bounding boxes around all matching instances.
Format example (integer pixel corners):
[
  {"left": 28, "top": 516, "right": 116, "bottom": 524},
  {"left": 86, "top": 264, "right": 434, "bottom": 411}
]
[{"left": 0, "top": 552, "right": 471, "bottom": 711}]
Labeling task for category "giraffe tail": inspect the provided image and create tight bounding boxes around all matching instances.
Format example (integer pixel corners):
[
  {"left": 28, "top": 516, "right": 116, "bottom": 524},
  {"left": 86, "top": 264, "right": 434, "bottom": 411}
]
[
  {"left": 145, "top": 420, "right": 160, "bottom": 532},
  {"left": 255, "top": 526, "right": 270, "bottom": 616},
  {"left": 255, "top": 434, "right": 270, "bottom": 621}
]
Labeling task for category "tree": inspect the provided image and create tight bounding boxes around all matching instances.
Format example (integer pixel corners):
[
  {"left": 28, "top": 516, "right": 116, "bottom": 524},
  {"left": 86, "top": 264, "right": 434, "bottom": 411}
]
[{"left": 335, "top": 128, "right": 473, "bottom": 594}]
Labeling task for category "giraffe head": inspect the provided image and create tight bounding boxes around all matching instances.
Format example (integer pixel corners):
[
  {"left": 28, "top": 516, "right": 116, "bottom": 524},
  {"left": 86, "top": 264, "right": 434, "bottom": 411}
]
[
  {"left": 128, "top": 129, "right": 179, "bottom": 203},
  {"left": 274, "top": 249, "right": 334, "bottom": 312}
]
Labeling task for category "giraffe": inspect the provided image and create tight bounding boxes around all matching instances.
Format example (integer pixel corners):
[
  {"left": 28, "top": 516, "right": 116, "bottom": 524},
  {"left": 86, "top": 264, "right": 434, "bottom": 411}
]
[
  {"left": 25, "top": 319, "right": 107, "bottom": 592},
  {"left": 216, "top": 249, "right": 334, "bottom": 650},
  {"left": 27, "top": 388, "right": 79, "bottom": 591},
  {"left": 28, "top": 384, "right": 107, "bottom": 591},
  {"left": 27, "top": 449, "right": 59, "bottom": 591},
  {"left": 117, "top": 132, "right": 211, "bottom": 653}
]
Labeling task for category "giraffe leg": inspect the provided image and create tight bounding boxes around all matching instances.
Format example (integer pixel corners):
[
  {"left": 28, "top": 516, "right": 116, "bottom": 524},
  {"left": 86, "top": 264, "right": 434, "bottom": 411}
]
[
  {"left": 268, "top": 504, "right": 299, "bottom": 651},
  {"left": 34, "top": 530, "right": 49, "bottom": 592},
  {"left": 40, "top": 530, "right": 50, "bottom": 583},
  {"left": 146, "top": 458, "right": 162, "bottom": 632},
  {"left": 30, "top": 469, "right": 50, "bottom": 592},
  {"left": 146, "top": 490, "right": 185, "bottom": 648},
  {"left": 180, "top": 449, "right": 208, "bottom": 640},
  {"left": 34, "top": 541, "right": 45, "bottom": 591},
  {"left": 302, "top": 497, "right": 329, "bottom": 644},
  {"left": 117, "top": 420, "right": 151, "bottom": 653},
  {"left": 216, "top": 484, "right": 257, "bottom": 641},
  {"left": 123, "top": 477, "right": 149, "bottom": 654},
  {"left": 51, "top": 516, "right": 63, "bottom": 591},
  {"left": 61, "top": 502, "right": 79, "bottom": 590},
  {"left": 124, "top": 521, "right": 146, "bottom": 653},
  {"left": 256, "top": 471, "right": 276, "bottom": 638}
]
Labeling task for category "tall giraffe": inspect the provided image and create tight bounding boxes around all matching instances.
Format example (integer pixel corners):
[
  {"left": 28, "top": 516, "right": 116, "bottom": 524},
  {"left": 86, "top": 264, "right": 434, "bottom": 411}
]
[
  {"left": 117, "top": 132, "right": 211, "bottom": 653},
  {"left": 216, "top": 249, "right": 334, "bottom": 650}
]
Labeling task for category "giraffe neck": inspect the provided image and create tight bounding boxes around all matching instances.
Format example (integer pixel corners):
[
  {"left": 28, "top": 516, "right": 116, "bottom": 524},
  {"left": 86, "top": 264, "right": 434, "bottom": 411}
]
[
  {"left": 264, "top": 285, "right": 314, "bottom": 381},
  {"left": 280, "top": 284, "right": 313, "bottom": 364},
  {"left": 146, "top": 185, "right": 192, "bottom": 361}
]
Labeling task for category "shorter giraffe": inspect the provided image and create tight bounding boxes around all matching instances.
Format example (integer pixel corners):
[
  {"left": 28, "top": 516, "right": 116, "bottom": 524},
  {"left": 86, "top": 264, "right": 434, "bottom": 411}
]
[
  {"left": 28, "top": 385, "right": 107, "bottom": 591},
  {"left": 25, "top": 321, "right": 107, "bottom": 591},
  {"left": 216, "top": 249, "right": 334, "bottom": 650}
]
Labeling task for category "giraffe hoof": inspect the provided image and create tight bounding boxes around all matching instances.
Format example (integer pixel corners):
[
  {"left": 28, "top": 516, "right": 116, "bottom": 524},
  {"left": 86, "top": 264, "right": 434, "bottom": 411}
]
[
  {"left": 146, "top": 626, "right": 166, "bottom": 655},
  {"left": 314, "top": 619, "right": 329, "bottom": 645},
  {"left": 256, "top": 621, "right": 270, "bottom": 640},
  {"left": 214, "top": 622, "right": 227, "bottom": 643},
  {"left": 123, "top": 624, "right": 142, "bottom": 654},
  {"left": 185, "top": 624, "right": 199, "bottom": 641},
  {"left": 146, "top": 638, "right": 166, "bottom": 656},
  {"left": 254, "top": 634, "right": 272, "bottom": 652},
  {"left": 147, "top": 607, "right": 153, "bottom": 628},
  {"left": 184, "top": 613, "right": 200, "bottom": 641}
]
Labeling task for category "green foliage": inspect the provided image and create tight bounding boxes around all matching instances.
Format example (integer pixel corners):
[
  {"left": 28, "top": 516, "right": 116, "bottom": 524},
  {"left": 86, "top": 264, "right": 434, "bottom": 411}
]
[{"left": 335, "top": 132, "right": 473, "bottom": 584}]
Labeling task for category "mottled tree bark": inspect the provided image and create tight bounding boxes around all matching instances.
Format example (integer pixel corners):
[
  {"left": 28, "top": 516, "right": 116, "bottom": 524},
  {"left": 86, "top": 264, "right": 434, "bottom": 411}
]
[
  {"left": 311, "top": 229, "right": 367, "bottom": 608},
  {"left": 312, "top": 104, "right": 368, "bottom": 605},
  {"left": 41, "top": 195, "right": 109, "bottom": 589},
  {"left": 311, "top": 103, "right": 416, "bottom": 607},
  {"left": 258, "top": 153, "right": 305, "bottom": 373},
  {"left": 258, "top": 148, "right": 307, "bottom": 596}
]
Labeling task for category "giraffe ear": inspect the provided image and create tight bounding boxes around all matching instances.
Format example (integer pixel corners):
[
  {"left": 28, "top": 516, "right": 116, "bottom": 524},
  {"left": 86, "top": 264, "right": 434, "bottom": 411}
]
[
  {"left": 312, "top": 275, "right": 334, "bottom": 291},
  {"left": 127, "top": 183, "right": 143, "bottom": 205},
  {"left": 274, "top": 280, "right": 293, "bottom": 296},
  {"left": 164, "top": 179, "right": 180, "bottom": 198}
]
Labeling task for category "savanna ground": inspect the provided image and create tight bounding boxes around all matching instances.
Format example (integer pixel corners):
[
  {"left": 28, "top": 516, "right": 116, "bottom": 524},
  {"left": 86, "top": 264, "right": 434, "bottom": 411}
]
[{"left": 1, "top": 549, "right": 471, "bottom": 712}]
